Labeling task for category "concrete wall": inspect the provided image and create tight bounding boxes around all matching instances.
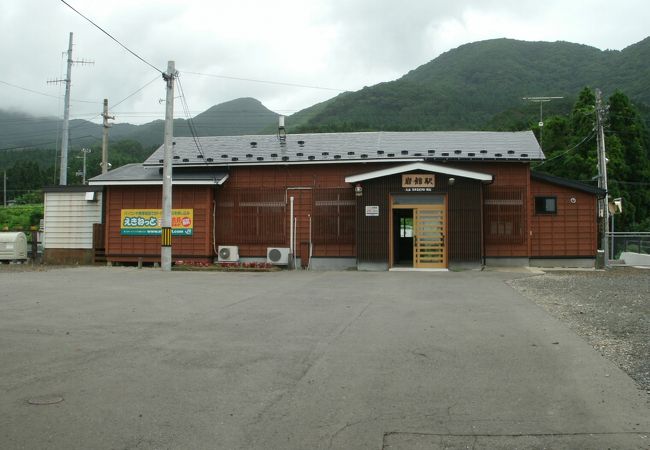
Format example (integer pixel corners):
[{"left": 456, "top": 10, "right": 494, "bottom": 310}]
[
  {"left": 529, "top": 258, "right": 595, "bottom": 268},
  {"left": 620, "top": 252, "right": 650, "bottom": 266},
  {"left": 43, "top": 248, "right": 94, "bottom": 265}
]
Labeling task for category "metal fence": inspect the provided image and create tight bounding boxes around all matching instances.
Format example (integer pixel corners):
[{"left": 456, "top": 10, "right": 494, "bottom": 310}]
[{"left": 607, "top": 232, "right": 650, "bottom": 260}]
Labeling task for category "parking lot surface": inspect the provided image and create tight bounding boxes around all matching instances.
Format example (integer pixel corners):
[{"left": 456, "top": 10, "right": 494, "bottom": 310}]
[{"left": 1, "top": 267, "right": 648, "bottom": 449}]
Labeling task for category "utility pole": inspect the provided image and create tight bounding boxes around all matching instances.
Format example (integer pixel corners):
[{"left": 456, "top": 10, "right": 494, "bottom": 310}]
[
  {"left": 59, "top": 32, "right": 74, "bottom": 186},
  {"left": 523, "top": 96, "right": 563, "bottom": 151},
  {"left": 3, "top": 170, "right": 6, "bottom": 207},
  {"left": 161, "top": 61, "right": 177, "bottom": 271},
  {"left": 101, "top": 99, "right": 114, "bottom": 174},
  {"left": 595, "top": 89, "right": 609, "bottom": 266},
  {"left": 76, "top": 148, "right": 91, "bottom": 184},
  {"left": 48, "top": 32, "right": 93, "bottom": 185}
]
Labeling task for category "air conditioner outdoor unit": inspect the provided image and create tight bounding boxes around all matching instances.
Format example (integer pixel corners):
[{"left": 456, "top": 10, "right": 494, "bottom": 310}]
[
  {"left": 218, "top": 245, "right": 239, "bottom": 262},
  {"left": 267, "top": 247, "right": 290, "bottom": 265}
]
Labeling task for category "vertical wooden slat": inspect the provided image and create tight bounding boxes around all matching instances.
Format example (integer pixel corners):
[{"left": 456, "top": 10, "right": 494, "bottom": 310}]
[
  {"left": 413, "top": 205, "right": 446, "bottom": 268},
  {"left": 359, "top": 174, "right": 483, "bottom": 265}
]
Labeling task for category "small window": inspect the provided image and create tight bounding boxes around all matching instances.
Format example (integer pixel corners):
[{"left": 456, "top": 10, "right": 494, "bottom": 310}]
[
  {"left": 535, "top": 196, "right": 557, "bottom": 214},
  {"left": 400, "top": 217, "right": 413, "bottom": 238}
]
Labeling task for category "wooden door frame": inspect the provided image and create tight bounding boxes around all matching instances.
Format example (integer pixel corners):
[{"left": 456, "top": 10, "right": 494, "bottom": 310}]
[{"left": 389, "top": 195, "right": 448, "bottom": 268}]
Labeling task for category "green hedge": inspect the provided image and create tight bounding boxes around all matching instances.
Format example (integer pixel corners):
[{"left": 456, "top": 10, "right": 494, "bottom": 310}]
[{"left": 0, "top": 204, "right": 43, "bottom": 231}]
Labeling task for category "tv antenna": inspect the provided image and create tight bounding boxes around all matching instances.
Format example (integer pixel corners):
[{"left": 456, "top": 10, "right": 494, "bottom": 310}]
[{"left": 523, "top": 96, "right": 563, "bottom": 151}]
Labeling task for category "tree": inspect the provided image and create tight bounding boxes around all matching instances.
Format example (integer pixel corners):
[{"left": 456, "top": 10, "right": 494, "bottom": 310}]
[
  {"left": 536, "top": 88, "right": 598, "bottom": 181},
  {"left": 606, "top": 91, "right": 650, "bottom": 230},
  {"left": 534, "top": 88, "right": 650, "bottom": 231}
]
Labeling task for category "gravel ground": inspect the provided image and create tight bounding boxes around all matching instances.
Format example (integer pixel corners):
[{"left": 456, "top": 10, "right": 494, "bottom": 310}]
[{"left": 509, "top": 267, "right": 650, "bottom": 393}]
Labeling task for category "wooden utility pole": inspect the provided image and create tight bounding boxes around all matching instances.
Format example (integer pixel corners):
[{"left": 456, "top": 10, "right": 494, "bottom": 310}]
[
  {"left": 101, "top": 99, "right": 114, "bottom": 174},
  {"left": 161, "top": 61, "right": 176, "bottom": 271},
  {"left": 595, "top": 89, "right": 609, "bottom": 266}
]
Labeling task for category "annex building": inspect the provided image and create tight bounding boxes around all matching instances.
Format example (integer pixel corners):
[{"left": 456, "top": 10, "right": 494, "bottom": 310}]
[{"left": 87, "top": 130, "right": 604, "bottom": 270}]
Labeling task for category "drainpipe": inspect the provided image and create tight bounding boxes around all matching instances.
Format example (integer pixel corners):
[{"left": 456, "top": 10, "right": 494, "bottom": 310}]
[{"left": 289, "top": 196, "right": 294, "bottom": 267}]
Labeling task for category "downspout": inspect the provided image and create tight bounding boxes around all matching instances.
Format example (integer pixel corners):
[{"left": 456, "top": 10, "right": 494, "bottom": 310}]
[
  {"left": 294, "top": 216, "right": 298, "bottom": 270},
  {"left": 481, "top": 178, "right": 494, "bottom": 269},
  {"left": 308, "top": 214, "right": 312, "bottom": 270},
  {"left": 289, "top": 196, "right": 294, "bottom": 268},
  {"left": 212, "top": 199, "right": 218, "bottom": 257}
]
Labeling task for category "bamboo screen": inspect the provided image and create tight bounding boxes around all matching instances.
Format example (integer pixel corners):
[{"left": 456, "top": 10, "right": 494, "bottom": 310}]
[
  {"left": 312, "top": 188, "right": 356, "bottom": 244},
  {"left": 483, "top": 186, "right": 527, "bottom": 245},
  {"left": 216, "top": 188, "right": 287, "bottom": 245},
  {"left": 216, "top": 187, "right": 356, "bottom": 246}
]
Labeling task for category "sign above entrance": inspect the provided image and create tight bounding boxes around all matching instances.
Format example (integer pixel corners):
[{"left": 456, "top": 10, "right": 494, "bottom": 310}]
[{"left": 402, "top": 173, "right": 435, "bottom": 192}]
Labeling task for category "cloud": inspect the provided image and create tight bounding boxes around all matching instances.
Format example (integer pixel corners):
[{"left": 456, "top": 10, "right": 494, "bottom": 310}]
[{"left": 0, "top": 0, "right": 648, "bottom": 125}]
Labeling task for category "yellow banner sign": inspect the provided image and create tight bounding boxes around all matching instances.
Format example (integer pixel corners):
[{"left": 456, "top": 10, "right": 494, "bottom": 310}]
[{"left": 120, "top": 209, "right": 193, "bottom": 236}]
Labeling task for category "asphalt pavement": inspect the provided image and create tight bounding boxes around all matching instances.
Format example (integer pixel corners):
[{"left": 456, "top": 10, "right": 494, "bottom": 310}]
[{"left": 0, "top": 267, "right": 648, "bottom": 449}]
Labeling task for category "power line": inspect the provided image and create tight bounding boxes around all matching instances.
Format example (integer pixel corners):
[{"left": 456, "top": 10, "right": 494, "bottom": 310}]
[
  {"left": 0, "top": 79, "right": 99, "bottom": 104},
  {"left": 66, "top": 75, "right": 163, "bottom": 126},
  {"left": 608, "top": 180, "right": 650, "bottom": 186},
  {"left": 535, "top": 131, "right": 596, "bottom": 167},
  {"left": 109, "top": 75, "right": 160, "bottom": 110},
  {"left": 176, "top": 76, "right": 207, "bottom": 164},
  {"left": 182, "top": 70, "right": 347, "bottom": 92},
  {"left": 0, "top": 135, "right": 97, "bottom": 152},
  {"left": 59, "top": 0, "right": 163, "bottom": 75}
]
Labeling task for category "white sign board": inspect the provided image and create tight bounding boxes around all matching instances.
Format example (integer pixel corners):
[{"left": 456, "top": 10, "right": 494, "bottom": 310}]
[{"left": 365, "top": 206, "right": 379, "bottom": 217}]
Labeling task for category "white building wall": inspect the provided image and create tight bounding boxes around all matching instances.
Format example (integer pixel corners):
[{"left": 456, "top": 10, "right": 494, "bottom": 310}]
[{"left": 44, "top": 192, "right": 103, "bottom": 249}]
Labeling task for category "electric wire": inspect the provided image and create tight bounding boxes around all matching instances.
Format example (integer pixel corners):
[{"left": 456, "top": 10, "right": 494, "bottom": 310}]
[
  {"left": 535, "top": 131, "right": 596, "bottom": 167},
  {"left": 176, "top": 76, "right": 207, "bottom": 164},
  {"left": 182, "top": 70, "right": 346, "bottom": 92},
  {"left": 59, "top": 0, "right": 163, "bottom": 75},
  {"left": 66, "top": 75, "right": 162, "bottom": 126},
  {"left": 0, "top": 80, "right": 99, "bottom": 104},
  {"left": 608, "top": 180, "right": 650, "bottom": 186},
  {"left": 0, "top": 135, "right": 97, "bottom": 152}
]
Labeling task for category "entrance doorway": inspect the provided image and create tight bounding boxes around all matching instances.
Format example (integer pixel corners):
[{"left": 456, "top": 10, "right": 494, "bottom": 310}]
[
  {"left": 391, "top": 195, "right": 447, "bottom": 269},
  {"left": 393, "top": 209, "right": 414, "bottom": 266}
]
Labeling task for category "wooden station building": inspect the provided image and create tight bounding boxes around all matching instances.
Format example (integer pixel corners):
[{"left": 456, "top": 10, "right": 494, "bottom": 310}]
[{"left": 89, "top": 131, "right": 604, "bottom": 270}]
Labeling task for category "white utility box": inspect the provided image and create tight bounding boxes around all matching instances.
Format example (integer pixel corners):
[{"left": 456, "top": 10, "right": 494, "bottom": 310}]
[{"left": 0, "top": 232, "right": 28, "bottom": 261}]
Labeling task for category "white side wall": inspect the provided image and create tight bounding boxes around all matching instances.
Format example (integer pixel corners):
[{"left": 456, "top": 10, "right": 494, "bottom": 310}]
[{"left": 44, "top": 192, "right": 103, "bottom": 249}]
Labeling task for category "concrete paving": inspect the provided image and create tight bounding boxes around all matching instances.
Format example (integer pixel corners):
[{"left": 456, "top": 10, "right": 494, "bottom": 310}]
[{"left": 0, "top": 267, "right": 648, "bottom": 449}]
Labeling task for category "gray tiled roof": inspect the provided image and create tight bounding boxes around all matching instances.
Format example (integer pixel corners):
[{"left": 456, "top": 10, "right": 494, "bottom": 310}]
[
  {"left": 89, "top": 163, "right": 228, "bottom": 185},
  {"left": 142, "top": 131, "right": 544, "bottom": 167}
]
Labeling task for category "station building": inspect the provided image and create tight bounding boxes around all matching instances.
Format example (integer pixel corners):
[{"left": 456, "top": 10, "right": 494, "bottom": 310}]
[{"left": 88, "top": 131, "right": 604, "bottom": 270}]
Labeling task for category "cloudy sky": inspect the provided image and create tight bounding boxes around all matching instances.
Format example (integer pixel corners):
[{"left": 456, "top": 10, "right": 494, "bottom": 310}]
[{"left": 1, "top": 0, "right": 649, "bottom": 125}]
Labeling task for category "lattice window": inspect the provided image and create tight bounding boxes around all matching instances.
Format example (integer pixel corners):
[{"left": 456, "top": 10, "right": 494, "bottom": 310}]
[
  {"left": 484, "top": 186, "right": 527, "bottom": 244},
  {"left": 216, "top": 188, "right": 286, "bottom": 245},
  {"left": 312, "top": 188, "right": 356, "bottom": 244}
]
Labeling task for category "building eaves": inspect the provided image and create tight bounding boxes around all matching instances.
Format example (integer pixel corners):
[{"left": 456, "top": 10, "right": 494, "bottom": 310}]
[
  {"left": 345, "top": 162, "right": 493, "bottom": 183},
  {"left": 43, "top": 185, "right": 104, "bottom": 193},
  {"left": 531, "top": 171, "right": 606, "bottom": 196},
  {"left": 88, "top": 163, "right": 228, "bottom": 186}
]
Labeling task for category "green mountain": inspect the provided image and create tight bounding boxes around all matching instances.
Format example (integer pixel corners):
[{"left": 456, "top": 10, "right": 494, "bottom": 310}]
[
  {"left": 129, "top": 97, "right": 279, "bottom": 147},
  {"left": 0, "top": 97, "right": 279, "bottom": 150},
  {"left": 288, "top": 37, "right": 650, "bottom": 132}
]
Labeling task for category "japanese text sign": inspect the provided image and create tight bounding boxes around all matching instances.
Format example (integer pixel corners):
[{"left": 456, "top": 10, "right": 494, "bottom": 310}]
[
  {"left": 120, "top": 209, "right": 193, "bottom": 236},
  {"left": 402, "top": 173, "right": 435, "bottom": 191}
]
